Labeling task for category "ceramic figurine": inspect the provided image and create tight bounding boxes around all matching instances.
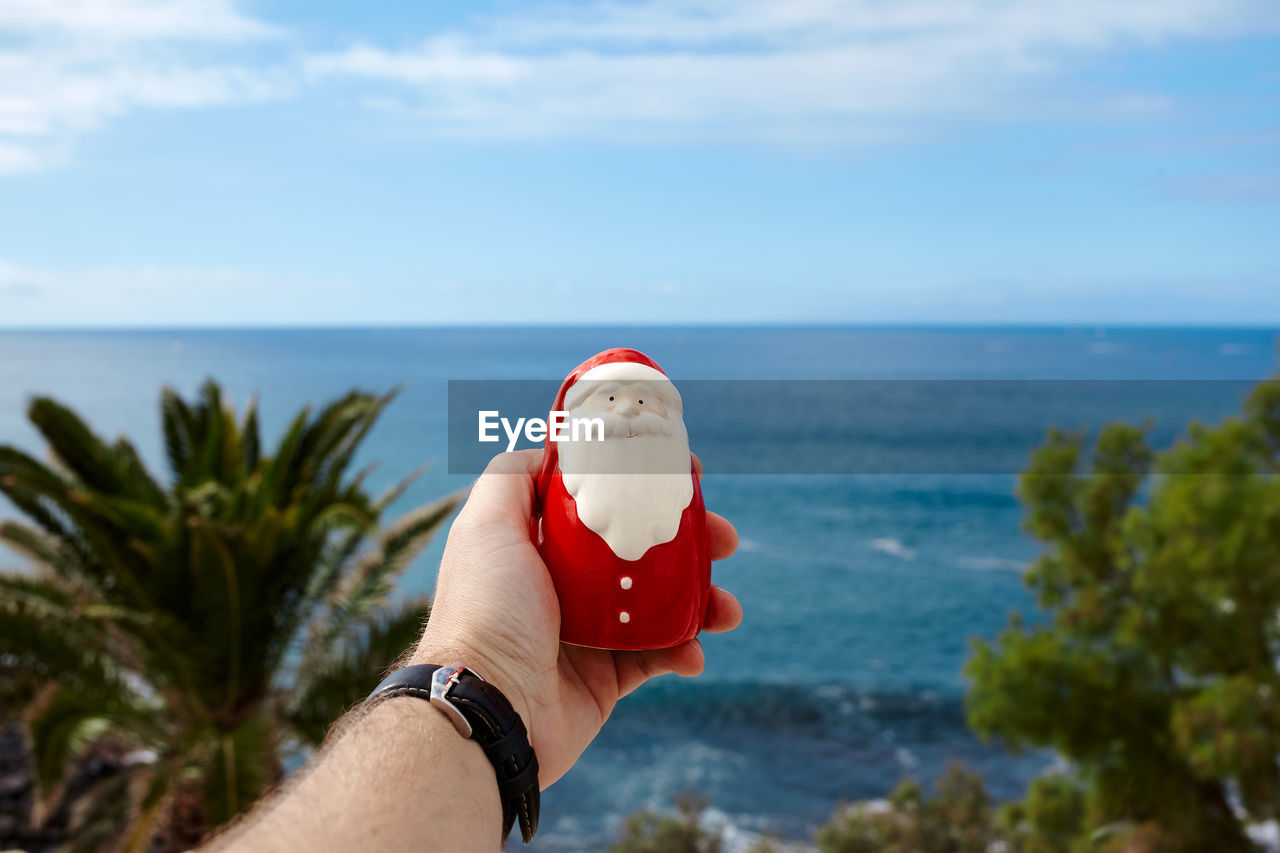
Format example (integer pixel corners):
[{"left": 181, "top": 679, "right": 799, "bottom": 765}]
[{"left": 535, "top": 348, "right": 711, "bottom": 650}]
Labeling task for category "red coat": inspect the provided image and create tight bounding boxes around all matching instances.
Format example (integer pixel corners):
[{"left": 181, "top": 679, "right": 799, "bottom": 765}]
[{"left": 537, "top": 461, "right": 711, "bottom": 650}]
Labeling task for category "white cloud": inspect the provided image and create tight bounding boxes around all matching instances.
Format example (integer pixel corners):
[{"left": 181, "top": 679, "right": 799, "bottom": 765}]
[
  {"left": 306, "top": 0, "right": 1280, "bottom": 140},
  {"left": 0, "top": 258, "right": 360, "bottom": 325},
  {"left": 0, "top": 0, "right": 284, "bottom": 173},
  {"left": 2, "top": 0, "right": 1278, "bottom": 173},
  {"left": 1, "top": 258, "right": 278, "bottom": 299},
  {"left": 0, "top": 0, "right": 277, "bottom": 41},
  {"left": 0, "top": 141, "right": 50, "bottom": 172}
]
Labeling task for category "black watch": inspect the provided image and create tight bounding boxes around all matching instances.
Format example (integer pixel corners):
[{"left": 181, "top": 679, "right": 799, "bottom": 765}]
[{"left": 365, "top": 663, "right": 540, "bottom": 844}]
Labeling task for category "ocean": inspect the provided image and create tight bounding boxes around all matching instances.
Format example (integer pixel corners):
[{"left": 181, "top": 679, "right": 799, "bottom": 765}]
[{"left": 1, "top": 326, "right": 1277, "bottom": 850}]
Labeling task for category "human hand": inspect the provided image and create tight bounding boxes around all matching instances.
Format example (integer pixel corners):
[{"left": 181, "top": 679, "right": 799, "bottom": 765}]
[{"left": 411, "top": 449, "right": 742, "bottom": 787}]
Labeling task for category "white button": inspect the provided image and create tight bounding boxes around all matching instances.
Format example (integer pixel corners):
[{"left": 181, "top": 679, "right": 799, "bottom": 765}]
[
  {"left": 619, "top": 576, "right": 633, "bottom": 590},
  {"left": 618, "top": 611, "right": 631, "bottom": 623}
]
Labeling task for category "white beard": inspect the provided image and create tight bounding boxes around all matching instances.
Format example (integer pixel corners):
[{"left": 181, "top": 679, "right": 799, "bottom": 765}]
[{"left": 558, "top": 410, "right": 694, "bottom": 561}]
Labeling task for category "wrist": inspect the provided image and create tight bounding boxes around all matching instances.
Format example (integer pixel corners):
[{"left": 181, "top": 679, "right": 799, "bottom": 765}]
[
  {"left": 367, "top": 661, "right": 541, "bottom": 844},
  {"left": 243, "top": 683, "right": 503, "bottom": 853},
  {"left": 365, "top": 696, "right": 503, "bottom": 848},
  {"left": 410, "top": 633, "right": 538, "bottom": 738},
  {"left": 365, "top": 689, "right": 491, "bottom": 772}
]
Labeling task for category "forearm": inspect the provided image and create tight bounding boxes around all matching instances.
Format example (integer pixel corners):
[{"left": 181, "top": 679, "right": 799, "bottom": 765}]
[{"left": 212, "top": 698, "right": 503, "bottom": 852}]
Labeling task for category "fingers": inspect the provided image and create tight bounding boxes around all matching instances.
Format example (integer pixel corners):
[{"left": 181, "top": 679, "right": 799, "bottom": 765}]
[
  {"left": 611, "top": 585, "right": 739, "bottom": 695},
  {"left": 692, "top": 452, "right": 736, "bottom": 562},
  {"left": 613, "top": 650, "right": 663, "bottom": 697},
  {"left": 613, "top": 639, "right": 706, "bottom": 697},
  {"left": 613, "top": 586, "right": 740, "bottom": 697},
  {"left": 707, "top": 511, "right": 737, "bottom": 561},
  {"left": 702, "top": 585, "right": 743, "bottom": 634},
  {"left": 661, "top": 638, "right": 705, "bottom": 678}
]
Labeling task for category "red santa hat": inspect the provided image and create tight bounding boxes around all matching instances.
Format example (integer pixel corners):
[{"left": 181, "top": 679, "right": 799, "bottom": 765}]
[{"left": 535, "top": 348, "right": 679, "bottom": 504}]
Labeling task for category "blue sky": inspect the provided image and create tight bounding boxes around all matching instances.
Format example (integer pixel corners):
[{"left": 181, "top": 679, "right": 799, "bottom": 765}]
[{"left": 0, "top": 0, "right": 1277, "bottom": 326}]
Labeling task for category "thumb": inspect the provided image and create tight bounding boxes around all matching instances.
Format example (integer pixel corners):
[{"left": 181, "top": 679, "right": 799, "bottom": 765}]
[{"left": 459, "top": 449, "right": 544, "bottom": 537}]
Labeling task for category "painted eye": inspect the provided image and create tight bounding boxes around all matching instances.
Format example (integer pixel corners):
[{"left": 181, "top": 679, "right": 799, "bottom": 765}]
[
  {"left": 609, "top": 396, "right": 614, "bottom": 401},
  {"left": 638, "top": 400, "right": 644, "bottom": 405}
]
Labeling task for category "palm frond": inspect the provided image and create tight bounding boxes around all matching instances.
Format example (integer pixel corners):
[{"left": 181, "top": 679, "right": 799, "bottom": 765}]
[
  {"left": 66, "top": 762, "right": 142, "bottom": 853},
  {"left": 308, "top": 390, "right": 397, "bottom": 493},
  {"left": 286, "top": 597, "right": 430, "bottom": 746},
  {"left": 78, "top": 491, "right": 167, "bottom": 544},
  {"left": 0, "top": 446, "right": 95, "bottom": 566},
  {"left": 120, "top": 762, "right": 175, "bottom": 853},
  {"left": 373, "top": 461, "right": 432, "bottom": 513},
  {"left": 0, "top": 445, "right": 161, "bottom": 614},
  {"left": 0, "top": 578, "right": 132, "bottom": 716},
  {"left": 377, "top": 494, "right": 461, "bottom": 575},
  {"left": 200, "top": 714, "right": 277, "bottom": 829},
  {"left": 0, "top": 572, "right": 79, "bottom": 615},
  {"left": 197, "top": 381, "right": 227, "bottom": 484},
  {"left": 26, "top": 687, "right": 119, "bottom": 813},
  {"left": 186, "top": 524, "right": 244, "bottom": 720},
  {"left": 27, "top": 397, "right": 123, "bottom": 494},
  {"left": 257, "top": 408, "right": 310, "bottom": 510},
  {"left": 110, "top": 437, "right": 167, "bottom": 508},
  {"left": 287, "top": 502, "right": 376, "bottom": 632},
  {"left": 0, "top": 521, "right": 101, "bottom": 595},
  {"left": 241, "top": 395, "right": 261, "bottom": 475},
  {"left": 301, "top": 493, "right": 459, "bottom": 674},
  {"left": 23, "top": 399, "right": 164, "bottom": 509},
  {"left": 160, "top": 386, "right": 197, "bottom": 483}
]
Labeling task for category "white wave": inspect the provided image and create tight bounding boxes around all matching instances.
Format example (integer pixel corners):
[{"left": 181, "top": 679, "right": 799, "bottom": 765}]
[
  {"left": 870, "top": 537, "right": 916, "bottom": 560},
  {"left": 956, "top": 555, "right": 1025, "bottom": 572},
  {"left": 700, "top": 807, "right": 817, "bottom": 853},
  {"left": 1249, "top": 821, "right": 1279, "bottom": 853}
]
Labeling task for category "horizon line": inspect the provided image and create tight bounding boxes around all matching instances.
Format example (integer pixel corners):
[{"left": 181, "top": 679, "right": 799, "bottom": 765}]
[{"left": 3, "top": 322, "right": 1280, "bottom": 333}]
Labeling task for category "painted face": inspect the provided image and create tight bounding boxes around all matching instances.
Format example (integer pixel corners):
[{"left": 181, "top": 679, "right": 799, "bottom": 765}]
[{"left": 570, "top": 379, "right": 676, "bottom": 440}]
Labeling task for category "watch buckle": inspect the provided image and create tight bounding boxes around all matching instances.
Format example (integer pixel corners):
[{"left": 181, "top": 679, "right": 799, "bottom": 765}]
[{"left": 430, "top": 664, "right": 475, "bottom": 738}]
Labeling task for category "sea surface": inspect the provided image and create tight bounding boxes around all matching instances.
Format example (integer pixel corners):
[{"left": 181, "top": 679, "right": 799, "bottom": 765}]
[{"left": 1, "top": 326, "right": 1277, "bottom": 851}]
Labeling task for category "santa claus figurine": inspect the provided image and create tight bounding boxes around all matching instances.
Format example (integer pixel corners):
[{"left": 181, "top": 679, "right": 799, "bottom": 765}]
[{"left": 535, "top": 348, "right": 711, "bottom": 650}]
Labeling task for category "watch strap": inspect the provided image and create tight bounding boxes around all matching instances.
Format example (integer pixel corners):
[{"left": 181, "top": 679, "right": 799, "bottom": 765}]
[{"left": 367, "top": 664, "right": 540, "bottom": 844}]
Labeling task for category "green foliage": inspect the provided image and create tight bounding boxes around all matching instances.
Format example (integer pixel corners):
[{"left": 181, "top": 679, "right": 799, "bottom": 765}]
[
  {"left": 0, "top": 381, "right": 460, "bottom": 850},
  {"left": 612, "top": 792, "right": 723, "bottom": 853},
  {"left": 744, "top": 837, "right": 786, "bottom": 853},
  {"left": 966, "top": 374, "right": 1280, "bottom": 849},
  {"left": 995, "top": 775, "right": 1087, "bottom": 853},
  {"left": 815, "top": 764, "right": 998, "bottom": 853},
  {"left": 627, "top": 770, "right": 1085, "bottom": 853}
]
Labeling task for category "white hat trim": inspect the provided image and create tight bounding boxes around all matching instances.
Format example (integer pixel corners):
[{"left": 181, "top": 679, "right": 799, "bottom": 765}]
[{"left": 565, "top": 361, "right": 682, "bottom": 411}]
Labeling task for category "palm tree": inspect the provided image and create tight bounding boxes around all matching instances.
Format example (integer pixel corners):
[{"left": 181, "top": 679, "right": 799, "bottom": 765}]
[{"left": 0, "top": 381, "right": 460, "bottom": 850}]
